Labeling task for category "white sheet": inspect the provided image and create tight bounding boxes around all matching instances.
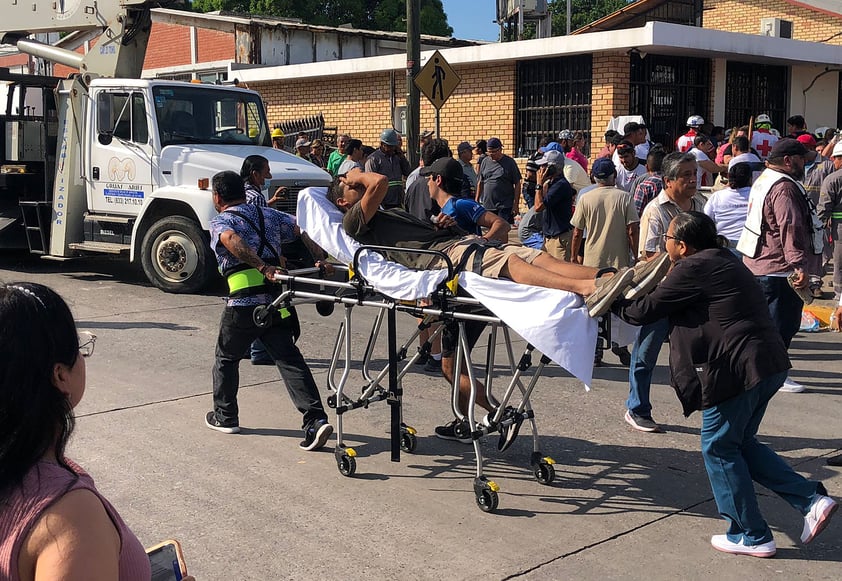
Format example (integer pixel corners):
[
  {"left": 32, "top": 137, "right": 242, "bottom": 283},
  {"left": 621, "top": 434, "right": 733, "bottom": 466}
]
[{"left": 297, "top": 187, "right": 605, "bottom": 386}]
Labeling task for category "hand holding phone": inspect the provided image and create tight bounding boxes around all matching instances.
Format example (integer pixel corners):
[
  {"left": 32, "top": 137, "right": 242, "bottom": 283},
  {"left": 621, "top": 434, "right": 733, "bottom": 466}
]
[{"left": 147, "top": 540, "right": 188, "bottom": 581}]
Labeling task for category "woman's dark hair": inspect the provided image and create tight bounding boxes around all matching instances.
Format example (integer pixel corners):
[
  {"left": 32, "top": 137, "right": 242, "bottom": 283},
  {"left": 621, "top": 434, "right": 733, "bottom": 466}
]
[
  {"left": 671, "top": 211, "right": 722, "bottom": 251},
  {"left": 0, "top": 283, "right": 79, "bottom": 500},
  {"left": 475, "top": 139, "right": 487, "bottom": 154},
  {"left": 727, "top": 162, "right": 753, "bottom": 189},
  {"left": 240, "top": 155, "right": 269, "bottom": 184}
]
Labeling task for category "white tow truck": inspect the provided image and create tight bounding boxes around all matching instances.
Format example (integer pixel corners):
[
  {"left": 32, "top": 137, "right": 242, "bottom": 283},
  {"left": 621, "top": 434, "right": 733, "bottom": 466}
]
[{"left": 0, "top": 0, "right": 330, "bottom": 292}]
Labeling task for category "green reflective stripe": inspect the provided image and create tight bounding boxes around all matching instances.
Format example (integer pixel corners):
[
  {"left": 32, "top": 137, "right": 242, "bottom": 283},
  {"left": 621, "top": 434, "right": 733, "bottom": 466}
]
[
  {"left": 387, "top": 180, "right": 404, "bottom": 187},
  {"left": 832, "top": 212, "right": 842, "bottom": 219},
  {"left": 279, "top": 308, "right": 291, "bottom": 319},
  {"left": 227, "top": 268, "right": 264, "bottom": 294}
]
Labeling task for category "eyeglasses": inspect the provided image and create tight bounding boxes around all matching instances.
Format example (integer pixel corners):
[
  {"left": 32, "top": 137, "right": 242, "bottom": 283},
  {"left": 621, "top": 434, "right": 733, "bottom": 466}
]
[
  {"left": 662, "top": 233, "right": 680, "bottom": 243},
  {"left": 78, "top": 332, "right": 97, "bottom": 358}
]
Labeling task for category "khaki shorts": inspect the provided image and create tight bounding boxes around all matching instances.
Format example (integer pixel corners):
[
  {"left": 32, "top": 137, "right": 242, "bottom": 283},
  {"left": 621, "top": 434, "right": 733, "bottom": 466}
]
[
  {"left": 543, "top": 230, "right": 573, "bottom": 262},
  {"left": 430, "top": 237, "right": 543, "bottom": 279}
]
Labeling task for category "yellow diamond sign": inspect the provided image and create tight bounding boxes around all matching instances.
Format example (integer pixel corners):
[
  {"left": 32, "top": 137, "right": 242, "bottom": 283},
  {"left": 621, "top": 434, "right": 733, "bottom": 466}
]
[{"left": 415, "top": 50, "right": 461, "bottom": 110}]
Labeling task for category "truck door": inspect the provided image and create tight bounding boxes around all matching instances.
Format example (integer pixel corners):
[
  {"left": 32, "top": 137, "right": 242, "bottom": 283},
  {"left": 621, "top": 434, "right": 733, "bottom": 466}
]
[{"left": 88, "top": 90, "right": 154, "bottom": 214}]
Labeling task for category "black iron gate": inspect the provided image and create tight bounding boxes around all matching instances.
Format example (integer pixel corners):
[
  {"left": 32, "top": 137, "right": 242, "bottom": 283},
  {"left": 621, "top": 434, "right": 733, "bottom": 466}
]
[
  {"left": 629, "top": 53, "right": 710, "bottom": 150},
  {"left": 516, "top": 55, "right": 592, "bottom": 157},
  {"left": 725, "top": 62, "right": 788, "bottom": 132}
]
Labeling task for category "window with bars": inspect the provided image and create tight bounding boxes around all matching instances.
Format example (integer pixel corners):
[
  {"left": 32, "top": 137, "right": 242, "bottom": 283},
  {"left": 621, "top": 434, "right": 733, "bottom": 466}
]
[
  {"left": 629, "top": 53, "right": 710, "bottom": 150},
  {"left": 724, "top": 62, "right": 788, "bottom": 132},
  {"left": 516, "top": 55, "right": 592, "bottom": 157}
]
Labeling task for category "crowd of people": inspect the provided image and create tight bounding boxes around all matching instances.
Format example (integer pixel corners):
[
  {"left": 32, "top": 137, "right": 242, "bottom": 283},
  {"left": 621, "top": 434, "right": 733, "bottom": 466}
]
[{"left": 2, "top": 113, "right": 840, "bottom": 576}]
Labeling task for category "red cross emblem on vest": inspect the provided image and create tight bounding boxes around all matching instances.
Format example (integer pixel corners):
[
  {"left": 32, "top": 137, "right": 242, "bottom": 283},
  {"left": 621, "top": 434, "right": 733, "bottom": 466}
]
[{"left": 755, "top": 138, "right": 773, "bottom": 158}]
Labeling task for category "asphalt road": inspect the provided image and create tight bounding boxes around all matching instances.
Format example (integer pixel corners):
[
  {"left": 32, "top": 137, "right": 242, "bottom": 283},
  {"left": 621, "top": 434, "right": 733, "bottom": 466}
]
[{"left": 2, "top": 252, "right": 840, "bottom": 581}]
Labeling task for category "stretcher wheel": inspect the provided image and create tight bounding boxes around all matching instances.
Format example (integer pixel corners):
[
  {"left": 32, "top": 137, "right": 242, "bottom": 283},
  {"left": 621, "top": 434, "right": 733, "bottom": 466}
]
[
  {"left": 337, "top": 453, "right": 356, "bottom": 477},
  {"left": 475, "top": 487, "right": 499, "bottom": 513},
  {"left": 533, "top": 461, "right": 555, "bottom": 485},
  {"left": 400, "top": 431, "right": 417, "bottom": 453}
]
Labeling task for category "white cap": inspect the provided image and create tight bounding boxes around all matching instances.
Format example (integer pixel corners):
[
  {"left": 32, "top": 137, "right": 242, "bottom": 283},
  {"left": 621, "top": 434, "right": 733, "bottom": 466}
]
[{"left": 832, "top": 142, "right": 842, "bottom": 158}]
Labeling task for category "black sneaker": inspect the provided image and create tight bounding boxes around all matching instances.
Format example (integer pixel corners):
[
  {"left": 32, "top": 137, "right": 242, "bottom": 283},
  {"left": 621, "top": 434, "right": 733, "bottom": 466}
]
[
  {"left": 624, "top": 409, "right": 661, "bottom": 433},
  {"left": 423, "top": 357, "right": 442, "bottom": 373},
  {"left": 434, "top": 418, "right": 472, "bottom": 444},
  {"left": 624, "top": 253, "right": 671, "bottom": 300},
  {"left": 205, "top": 411, "right": 240, "bottom": 434},
  {"left": 413, "top": 352, "right": 430, "bottom": 366},
  {"left": 497, "top": 407, "right": 524, "bottom": 452},
  {"left": 299, "top": 419, "right": 333, "bottom": 451}
]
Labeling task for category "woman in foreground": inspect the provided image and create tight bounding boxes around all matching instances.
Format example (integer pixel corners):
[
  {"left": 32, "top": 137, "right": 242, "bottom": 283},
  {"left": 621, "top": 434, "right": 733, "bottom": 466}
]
[{"left": 614, "top": 212, "right": 837, "bottom": 557}]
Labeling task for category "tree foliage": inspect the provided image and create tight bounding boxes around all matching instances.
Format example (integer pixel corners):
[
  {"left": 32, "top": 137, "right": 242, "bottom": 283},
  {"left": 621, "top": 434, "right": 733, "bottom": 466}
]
[
  {"left": 190, "top": 0, "right": 453, "bottom": 37},
  {"left": 547, "top": 0, "right": 632, "bottom": 34}
]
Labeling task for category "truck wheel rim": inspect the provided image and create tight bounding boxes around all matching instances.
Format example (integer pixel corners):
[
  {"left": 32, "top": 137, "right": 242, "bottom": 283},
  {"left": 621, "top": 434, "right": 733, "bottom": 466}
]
[{"left": 151, "top": 230, "right": 198, "bottom": 283}]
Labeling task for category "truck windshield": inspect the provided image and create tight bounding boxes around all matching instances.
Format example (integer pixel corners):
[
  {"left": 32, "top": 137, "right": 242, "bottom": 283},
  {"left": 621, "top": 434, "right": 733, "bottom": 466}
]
[{"left": 152, "top": 85, "right": 268, "bottom": 147}]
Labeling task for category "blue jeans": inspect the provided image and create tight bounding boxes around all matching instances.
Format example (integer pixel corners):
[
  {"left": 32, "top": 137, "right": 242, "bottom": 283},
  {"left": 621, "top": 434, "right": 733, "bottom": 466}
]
[
  {"left": 756, "top": 275, "right": 802, "bottom": 349},
  {"left": 701, "top": 370, "right": 820, "bottom": 545},
  {"left": 626, "top": 317, "right": 670, "bottom": 417}
]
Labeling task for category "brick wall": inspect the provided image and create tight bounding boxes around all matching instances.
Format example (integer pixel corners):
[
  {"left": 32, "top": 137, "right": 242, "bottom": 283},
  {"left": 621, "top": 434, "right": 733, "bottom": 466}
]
[
  {"left": 704, "top": 0, "right": 842, "bottom": 44},
  {"left": 254, "top": 61, "right": 517, "bottom": 153},
  {"left": 590, "top": 52, "right": 630, "bottom": 149},
  {"left": 196, "top": 28, "right": 235, "bottom": 63},
  {"left": 144, "top": 22, "right": 193, "bottom": 70}
]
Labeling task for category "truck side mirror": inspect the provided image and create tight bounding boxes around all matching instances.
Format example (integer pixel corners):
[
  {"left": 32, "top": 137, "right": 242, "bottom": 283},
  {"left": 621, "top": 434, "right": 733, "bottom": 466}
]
[{"left": 98, "top": 131, "right": 114, "bottom": 146}]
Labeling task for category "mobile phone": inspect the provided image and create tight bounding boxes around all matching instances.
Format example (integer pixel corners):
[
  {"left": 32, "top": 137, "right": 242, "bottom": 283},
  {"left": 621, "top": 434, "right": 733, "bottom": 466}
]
[
  {"left": 147, "top": 539, "right": 187, "bottom": 581},
  {"left": 544, "top": 164, "right": 557, "bottom": 177}
]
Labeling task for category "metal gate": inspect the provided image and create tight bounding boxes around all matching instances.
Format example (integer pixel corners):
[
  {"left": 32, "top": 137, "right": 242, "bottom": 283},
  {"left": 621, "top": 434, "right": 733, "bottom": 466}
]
[
  {"left": 516, "top": 55, "right": 592, "bottom": 157},
  {"left": 629, "top": 53, "right": 710, "bottom": 150},
  {"left": 724, "top": 62, "right": 788, "bottom": 132}
]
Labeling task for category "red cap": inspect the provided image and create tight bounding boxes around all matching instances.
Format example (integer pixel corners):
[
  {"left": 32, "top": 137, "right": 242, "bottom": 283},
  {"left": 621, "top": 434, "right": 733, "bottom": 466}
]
[{"left": 796, "top": 134, "right": 817, "bottom": 149}]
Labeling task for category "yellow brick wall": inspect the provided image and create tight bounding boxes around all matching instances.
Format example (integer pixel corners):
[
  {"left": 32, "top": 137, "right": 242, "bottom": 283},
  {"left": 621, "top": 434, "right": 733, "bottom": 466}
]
[
  {"left": 703, "top": 0, "right": 842, "bottom": 44},
  {"left": 590, "top": 51, "right": 630, "bottom": 150},
  {"left": 252, "top": 62, "right": 516, "bottom": 154}
]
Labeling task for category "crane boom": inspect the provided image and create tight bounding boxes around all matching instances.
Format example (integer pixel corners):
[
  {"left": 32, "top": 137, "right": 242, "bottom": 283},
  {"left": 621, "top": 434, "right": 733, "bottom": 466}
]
[{"left": 1, "top": 0, "right": 157, "bottom": 78}]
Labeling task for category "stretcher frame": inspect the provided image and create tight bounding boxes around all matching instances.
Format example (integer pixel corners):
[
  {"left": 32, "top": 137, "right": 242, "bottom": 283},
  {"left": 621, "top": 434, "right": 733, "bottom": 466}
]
[{"left": 254, "top": 246, "right": 558, "bottom": 512}]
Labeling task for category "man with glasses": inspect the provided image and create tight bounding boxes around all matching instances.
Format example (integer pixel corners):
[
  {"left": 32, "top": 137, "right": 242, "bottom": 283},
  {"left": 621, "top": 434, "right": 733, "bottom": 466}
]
[
  {"left": 625, "top": 152, "right": 707, "bottom": 432},
  {"left": 738, "top": 139, "right": 825, "bottom": 393}
]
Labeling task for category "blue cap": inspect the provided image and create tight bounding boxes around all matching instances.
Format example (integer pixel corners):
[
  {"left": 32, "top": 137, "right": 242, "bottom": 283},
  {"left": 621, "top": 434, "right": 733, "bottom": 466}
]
[
  {"left": 486, "top": 137, "right": 503, "bottom": 149},
  {"left": 591, "top": 158, "right": 616, "bottom": 180},
  {"left": 540, "top": 142, "right": 562, "bottom": 153}
]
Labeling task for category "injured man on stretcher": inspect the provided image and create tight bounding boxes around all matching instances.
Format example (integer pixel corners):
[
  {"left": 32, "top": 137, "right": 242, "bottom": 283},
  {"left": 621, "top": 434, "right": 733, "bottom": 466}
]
[{"left": 328, "top": 167, "right": 669, "bottom": 442}]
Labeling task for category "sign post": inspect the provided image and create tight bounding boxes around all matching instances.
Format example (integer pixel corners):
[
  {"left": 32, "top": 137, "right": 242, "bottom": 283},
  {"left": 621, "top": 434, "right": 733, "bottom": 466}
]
[{"left": 414, "top": 50, "right": 461, "bottom": 139}]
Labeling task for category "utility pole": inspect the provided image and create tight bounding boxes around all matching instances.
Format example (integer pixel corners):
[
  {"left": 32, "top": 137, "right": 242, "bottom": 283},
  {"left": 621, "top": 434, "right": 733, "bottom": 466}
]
[
  {"left": 567, "top": 0, "right": 572, "bottom": 35},
  {"left": 406, "top": 0, "right": 420, "bottom": 168}
]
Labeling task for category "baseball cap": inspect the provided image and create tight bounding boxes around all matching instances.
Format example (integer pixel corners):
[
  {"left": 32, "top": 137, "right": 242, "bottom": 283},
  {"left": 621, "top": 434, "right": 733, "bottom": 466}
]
[
  {"left": 457, "top": 141, "right": 472, "bottom": 153},
  {"left": 540, "top": 141, "right": 562, "bottom": 153},
  {"left": 420, "top": 157, "right": 464, "bottom": 182},
  {"left": 796, "top": 134, "right": 817, "bottom": 149},
  {"left": 558, "top": 129, "right": 574, "bottom": 140},
  {"left": 486, "top": 137, "right": 503, "bottom": 150},
  {"left": 769, "top": 138, "right": 807, "bottom": 158},
  {"left": 295, "top": 138, "right": 311, "bottom": 148},
  {"left": 832, "top": 142, "right": 842, "bottom": 158},
  {"left": 535, "top": 150, "right": 564, "bottom": 167},
  {"left": 591, "top": 158, "right": 616, "bottom": 180}
]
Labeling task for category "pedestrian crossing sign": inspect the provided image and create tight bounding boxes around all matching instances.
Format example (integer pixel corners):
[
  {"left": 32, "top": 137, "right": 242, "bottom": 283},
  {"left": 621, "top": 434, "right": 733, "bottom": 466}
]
[{"left": 415, "top": 50, "right": 461, "bottom": 110}]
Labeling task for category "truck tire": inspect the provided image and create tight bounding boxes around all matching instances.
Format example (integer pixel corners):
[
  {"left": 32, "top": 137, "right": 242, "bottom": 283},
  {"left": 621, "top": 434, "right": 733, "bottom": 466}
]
[{"left": 140, "top": 216, "right": 216, "bottom": 294}]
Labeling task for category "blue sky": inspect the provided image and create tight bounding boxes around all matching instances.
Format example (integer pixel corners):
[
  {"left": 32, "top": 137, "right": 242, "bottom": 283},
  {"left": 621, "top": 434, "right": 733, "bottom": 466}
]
[{"left": 441, "top": 0, "right": 499, "bottom": 41}]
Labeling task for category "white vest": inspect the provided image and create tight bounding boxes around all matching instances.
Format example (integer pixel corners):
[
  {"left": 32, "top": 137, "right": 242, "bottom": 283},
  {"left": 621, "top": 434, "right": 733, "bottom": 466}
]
[{"left": 737, "top": 169, "right": 824, "bottom": 258}]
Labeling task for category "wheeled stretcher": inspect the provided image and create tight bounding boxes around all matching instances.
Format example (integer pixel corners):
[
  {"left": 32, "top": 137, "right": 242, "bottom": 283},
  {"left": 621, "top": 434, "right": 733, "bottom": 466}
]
[{"left": 251, "top": 188, "right": 637, "bottom": 512}]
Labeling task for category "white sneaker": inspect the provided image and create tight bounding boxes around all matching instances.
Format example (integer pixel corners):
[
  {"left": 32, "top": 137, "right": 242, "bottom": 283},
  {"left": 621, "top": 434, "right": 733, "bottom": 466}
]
[
  {"left": 710, "top": 535, "right": 776, "bottom": 558},
  {"left": 801, "top": 495, "right": 838, "bottom": 544},
  {"left": 779, "top": 378, "right": 806, "bottom": 393}
]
